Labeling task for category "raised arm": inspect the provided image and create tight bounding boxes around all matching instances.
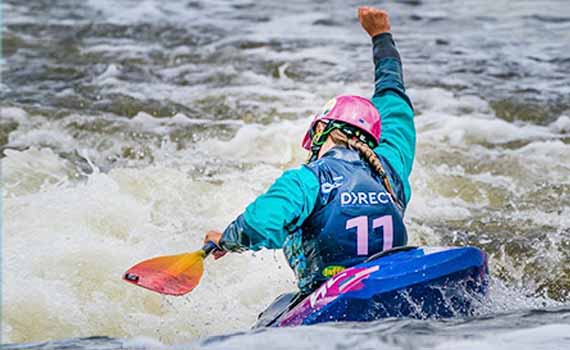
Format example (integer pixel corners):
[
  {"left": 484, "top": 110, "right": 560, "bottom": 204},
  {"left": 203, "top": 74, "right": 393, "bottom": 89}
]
[{"left": 359, "top": 7, "right": 416, "bottom": 205}]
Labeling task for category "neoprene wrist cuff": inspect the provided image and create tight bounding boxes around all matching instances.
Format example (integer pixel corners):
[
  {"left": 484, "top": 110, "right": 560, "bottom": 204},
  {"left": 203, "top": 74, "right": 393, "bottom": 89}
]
[
  {"left": 372, "top": 32, "right": 401, "bottom": 61},
  {"left": 219, "top": 215, "right": 249, "bottom": 252}
]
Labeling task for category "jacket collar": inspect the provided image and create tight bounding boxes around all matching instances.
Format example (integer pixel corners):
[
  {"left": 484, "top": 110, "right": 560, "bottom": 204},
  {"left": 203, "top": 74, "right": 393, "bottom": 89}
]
[{"left": 320, "top": 146, "right": 361, "bottom": 162}]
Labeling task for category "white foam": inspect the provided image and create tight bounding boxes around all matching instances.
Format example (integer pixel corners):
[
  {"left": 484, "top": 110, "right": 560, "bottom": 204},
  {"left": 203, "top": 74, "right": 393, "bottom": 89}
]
[
  {"left": 549, "top": 115, "right": 570, "bottom": 133},
  {"left": 9, "top": 128, "right": 77, "bottom": 151},
  {"left": 409, "top": 88, "right": 493, "bottom": 117},
  {"left": 4, "top": 85, "right": 569, "bottom": 344},
  {"left": 94, "top": 63, "right": 123, "bottom": 85},
  {"left": 3, "top": 157, "right": 296, "bottom": 343},
  {"left": 432, "top": 324, "right": 570, "bottom": 350},
  {"left": 197, "top": 120, "right": 309, "bottom": 165},
  {"left": 0, "top": 106, "right": 28, "bottom": 123},
  {"left": 416, "top": 109, "right": 554, "bottom": 146},
  {"left": 2, "top": 148, "right": 74, "bottom": 197},
  {"left": 122, "top": 336, "right": 166, "bottom": 349},
  {"left": 513, "top": 140, "right": 570, "bottom": 165}
]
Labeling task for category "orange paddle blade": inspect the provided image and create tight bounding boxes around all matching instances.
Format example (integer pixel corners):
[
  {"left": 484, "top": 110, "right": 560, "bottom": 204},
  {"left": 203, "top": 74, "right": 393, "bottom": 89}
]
[{"left": 123, "top": 250, "right": 206, "bottom": 296}]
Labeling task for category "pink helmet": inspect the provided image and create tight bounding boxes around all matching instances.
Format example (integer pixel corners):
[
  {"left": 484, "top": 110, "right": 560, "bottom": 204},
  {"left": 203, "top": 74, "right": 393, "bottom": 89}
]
[{"left": 301, "top": 95, "right": 381, "bottom": 150}]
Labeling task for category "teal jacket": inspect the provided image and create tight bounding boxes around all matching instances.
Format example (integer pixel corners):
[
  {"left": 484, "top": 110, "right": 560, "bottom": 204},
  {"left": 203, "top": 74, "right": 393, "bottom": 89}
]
[{"left": 219, "top": 33, "right": 415, "bottom": 254}]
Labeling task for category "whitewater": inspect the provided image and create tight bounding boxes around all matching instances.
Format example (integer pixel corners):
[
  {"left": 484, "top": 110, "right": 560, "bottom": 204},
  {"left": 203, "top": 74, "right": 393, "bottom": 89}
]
[{"left": 2, "top": 0, "right": 570, "bottom": 349}]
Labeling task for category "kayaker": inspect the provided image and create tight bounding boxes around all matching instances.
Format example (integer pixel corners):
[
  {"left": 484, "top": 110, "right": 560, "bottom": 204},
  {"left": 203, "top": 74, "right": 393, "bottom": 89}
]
[{"left": 204, "top": 6, "right": 415, "bottom": 324}]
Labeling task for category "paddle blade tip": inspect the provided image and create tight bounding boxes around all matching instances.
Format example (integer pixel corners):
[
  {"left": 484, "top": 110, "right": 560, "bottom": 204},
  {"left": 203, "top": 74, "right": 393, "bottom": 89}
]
[{"left": 123, "top": 272, "right": 140, "bottom": 283}]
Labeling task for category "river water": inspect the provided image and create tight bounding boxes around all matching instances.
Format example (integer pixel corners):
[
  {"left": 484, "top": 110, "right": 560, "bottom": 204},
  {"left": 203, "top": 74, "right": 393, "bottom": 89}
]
[{"left": 2, "top": 0, "right": 570, "bottom": 349}]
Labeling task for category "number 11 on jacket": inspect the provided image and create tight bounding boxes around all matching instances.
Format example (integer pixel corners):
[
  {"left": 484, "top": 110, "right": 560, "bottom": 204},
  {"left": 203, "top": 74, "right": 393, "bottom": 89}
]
[{"left": 346, "top": 215, "right": 393, "bottom": 255}]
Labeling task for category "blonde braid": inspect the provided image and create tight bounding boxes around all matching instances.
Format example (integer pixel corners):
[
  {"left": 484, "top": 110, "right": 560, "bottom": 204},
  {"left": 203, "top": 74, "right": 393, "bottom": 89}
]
[{"left": 329, "top": 129, "right": 402, "bottom": 209}]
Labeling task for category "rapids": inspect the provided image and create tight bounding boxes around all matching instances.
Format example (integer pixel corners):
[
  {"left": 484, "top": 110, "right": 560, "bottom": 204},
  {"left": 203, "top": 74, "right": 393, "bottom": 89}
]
[{"left": 2, "top": 0, "right": 570, "bottom": 348}]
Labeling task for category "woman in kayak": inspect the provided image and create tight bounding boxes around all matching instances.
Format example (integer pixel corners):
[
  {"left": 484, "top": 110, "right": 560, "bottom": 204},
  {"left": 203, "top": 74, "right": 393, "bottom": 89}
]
[{"left": 205, "top": 6, "right": 415, "bottom": 322}]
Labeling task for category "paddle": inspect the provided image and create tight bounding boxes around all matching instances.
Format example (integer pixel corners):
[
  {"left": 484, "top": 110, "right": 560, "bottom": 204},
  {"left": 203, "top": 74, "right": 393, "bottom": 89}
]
[{"left": 123, "top": 241, "right": 218, "bottom": 296}]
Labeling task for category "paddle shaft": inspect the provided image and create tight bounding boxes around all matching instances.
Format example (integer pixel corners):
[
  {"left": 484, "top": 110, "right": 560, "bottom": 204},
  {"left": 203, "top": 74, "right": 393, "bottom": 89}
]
[{"left": 202, "top": 241, "right": 218, "bottom": 257}]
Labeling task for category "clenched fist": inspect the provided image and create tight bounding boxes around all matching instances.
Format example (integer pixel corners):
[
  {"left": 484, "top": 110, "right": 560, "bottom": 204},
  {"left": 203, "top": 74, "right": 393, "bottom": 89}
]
[{"left": 358, "top": 6, "right": 391, "bottom": 37}]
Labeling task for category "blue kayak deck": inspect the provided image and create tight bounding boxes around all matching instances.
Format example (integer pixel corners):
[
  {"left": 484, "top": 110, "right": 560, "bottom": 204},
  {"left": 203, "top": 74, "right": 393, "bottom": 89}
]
[{"left": 274, "top": 246, "right": 489, "bottom": 326}]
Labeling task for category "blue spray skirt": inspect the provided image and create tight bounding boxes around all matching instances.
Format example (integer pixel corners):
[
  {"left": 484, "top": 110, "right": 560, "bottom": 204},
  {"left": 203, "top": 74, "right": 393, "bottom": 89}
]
[{"left": 276, "top": 246, "right": 489, "bottom": 326}]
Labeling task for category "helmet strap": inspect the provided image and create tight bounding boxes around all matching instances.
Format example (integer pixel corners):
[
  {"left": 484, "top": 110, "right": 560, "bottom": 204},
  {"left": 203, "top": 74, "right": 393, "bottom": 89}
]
[
  {"left": 308, "top": 120, "right": 335, "bottom": 162},
  {"left": 307, "top": 121, "right": 377, "bottom": 162}
]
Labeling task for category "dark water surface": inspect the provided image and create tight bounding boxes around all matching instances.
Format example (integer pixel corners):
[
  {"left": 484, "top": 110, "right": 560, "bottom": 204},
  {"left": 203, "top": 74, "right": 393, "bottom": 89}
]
[{"left": 2, "top": 0, "right": 570, "bottom": 348}]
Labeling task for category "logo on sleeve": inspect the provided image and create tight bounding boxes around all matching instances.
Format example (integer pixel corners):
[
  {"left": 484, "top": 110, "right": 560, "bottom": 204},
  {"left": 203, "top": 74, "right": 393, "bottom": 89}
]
[{"left": 321, "top": 176, "right": 344, "bottom": 194}]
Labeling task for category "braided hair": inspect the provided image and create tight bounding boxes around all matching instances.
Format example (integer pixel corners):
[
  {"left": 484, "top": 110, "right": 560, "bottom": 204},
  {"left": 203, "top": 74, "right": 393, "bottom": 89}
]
[{"left": 310, "top": 122, "right": 403, "bottom": 210}]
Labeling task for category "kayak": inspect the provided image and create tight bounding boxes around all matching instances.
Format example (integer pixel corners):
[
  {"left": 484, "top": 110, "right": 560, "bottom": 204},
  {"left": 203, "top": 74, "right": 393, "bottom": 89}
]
[
  {"left": 261, "top": 246, "right": 489, "bottom": 327},
  {"left": 274, "top": 246, "right": 488, "bottom": 326}
]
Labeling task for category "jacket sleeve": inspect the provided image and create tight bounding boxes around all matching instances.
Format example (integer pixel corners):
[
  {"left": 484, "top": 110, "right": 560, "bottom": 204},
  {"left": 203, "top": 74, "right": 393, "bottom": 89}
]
[
  {"left": 218, "top": 165, "right": 320, "bottom": 252},
  {"left": 370, "top": 33, "right": 416, "bottom": 204}
]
